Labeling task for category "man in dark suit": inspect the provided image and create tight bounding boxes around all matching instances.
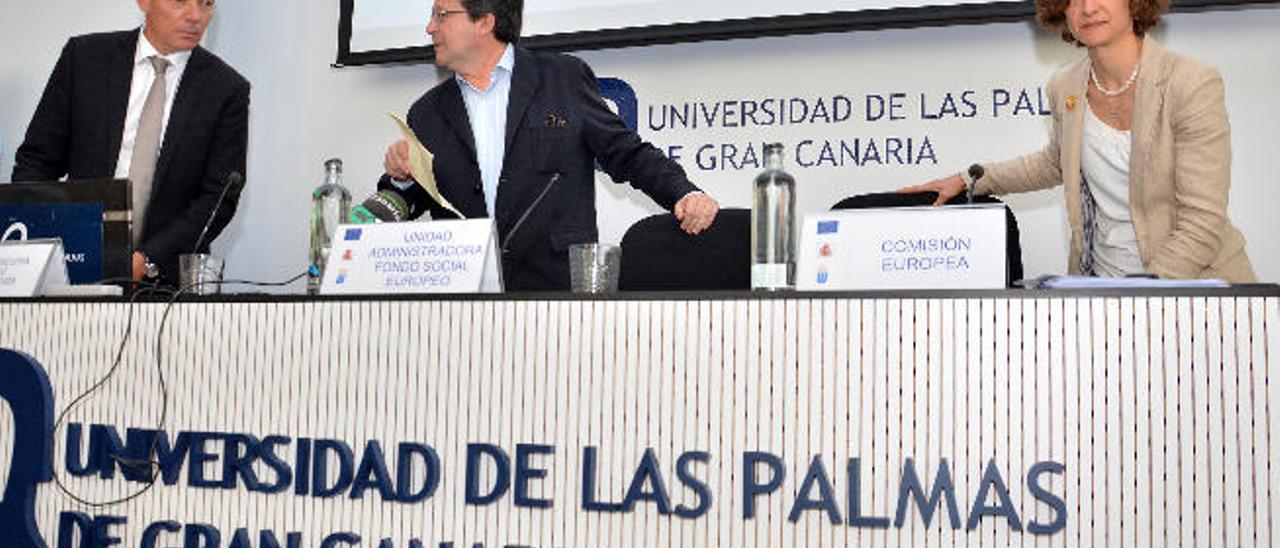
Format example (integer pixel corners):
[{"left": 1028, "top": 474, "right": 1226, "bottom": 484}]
[
  {"left": 12, "top": 0, "right": 249, "bottom": 285},
  {"left": 382, "top": 0, "right": 719, "bottom": 291}
]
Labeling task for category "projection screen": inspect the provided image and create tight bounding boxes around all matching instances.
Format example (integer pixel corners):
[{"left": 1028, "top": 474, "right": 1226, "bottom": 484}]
[{"left": 336, "top": 0, "right": 1264, "bottom": 66}]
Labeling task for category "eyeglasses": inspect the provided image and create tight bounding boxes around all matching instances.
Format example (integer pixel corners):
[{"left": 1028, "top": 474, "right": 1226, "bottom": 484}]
[{"left": 431, "top": 8, "right": 468, "bottom": 23}]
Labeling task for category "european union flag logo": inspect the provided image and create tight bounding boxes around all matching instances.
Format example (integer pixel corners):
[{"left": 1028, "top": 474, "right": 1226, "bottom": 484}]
[
  {"left": 817, "top": 221, "right": 839, "bottom": 235},
  {"left": 344, "top": 228, "right": 363, "bottom": 241}
]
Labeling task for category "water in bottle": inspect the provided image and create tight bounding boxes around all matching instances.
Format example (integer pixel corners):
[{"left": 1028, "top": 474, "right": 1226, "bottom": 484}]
[
  {"left": 309, "top": 158, "right": 352, "bottom": 294},
  {"left": 751, "top": 143, "right": 796, "bottom": 290}
]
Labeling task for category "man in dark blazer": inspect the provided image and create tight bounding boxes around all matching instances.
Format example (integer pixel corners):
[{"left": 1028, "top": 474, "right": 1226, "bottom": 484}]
[
  {"left": 12, "top": 0, "right": 249, "bottom": 285},
  {"left": 382, "top": 0, "right": 719, "bottom": 291}
]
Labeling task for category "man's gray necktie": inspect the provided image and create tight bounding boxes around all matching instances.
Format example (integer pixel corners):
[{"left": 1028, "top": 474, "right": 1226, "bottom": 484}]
[{"left": 128, "top": 56, "right": 171, "bottom": 246}]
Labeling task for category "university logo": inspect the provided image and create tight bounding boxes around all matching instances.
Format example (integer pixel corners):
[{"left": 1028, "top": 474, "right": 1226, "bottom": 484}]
[
  {"left": 3, "top": 222, "right": 29, "bottom": 241},
  {"left": 597, "top": 77, "right": 641, "bottom": 174},
  {"left": 0, "top": 348, "right": 55, "bottom": 547},
  {"left": 598, "top": 77, "right": 639, "bottom": 132}
]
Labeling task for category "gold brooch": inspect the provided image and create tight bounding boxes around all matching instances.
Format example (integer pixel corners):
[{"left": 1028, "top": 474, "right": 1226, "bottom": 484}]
[{"left": 1066, "top": 95, "right": 1078, "bottom": 110}]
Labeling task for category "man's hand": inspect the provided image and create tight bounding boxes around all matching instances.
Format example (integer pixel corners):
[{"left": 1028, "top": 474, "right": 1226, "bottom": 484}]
[
  {"left": 897, "top": 173, "right": 968, "bottom": 206},
  {"left": 131, "top": 251, "right": 147, "bottom": 282},
  {"left": 384, "top": 139, "right": 412, "bottom": 181},
  {"left": 673, "top": 192, "right": 719, "bottom": 235}
]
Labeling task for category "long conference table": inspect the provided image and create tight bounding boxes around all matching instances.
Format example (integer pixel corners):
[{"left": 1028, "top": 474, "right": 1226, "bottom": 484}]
[{"left": 1, "top": 286, "right": 1277, "bottom": 547}]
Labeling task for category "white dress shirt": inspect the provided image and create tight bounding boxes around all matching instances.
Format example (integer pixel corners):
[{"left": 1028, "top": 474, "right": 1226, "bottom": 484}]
[
  {"left": 457, "top": 44, "right": 515, "bottom": 217},
  {"left": 112, "top": 29, "right": 193, "bottom": 179}
]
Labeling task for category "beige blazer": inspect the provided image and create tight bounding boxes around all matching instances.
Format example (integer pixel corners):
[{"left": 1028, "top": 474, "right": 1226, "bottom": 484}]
[{"left": 976, "top": 36, "right": 1255, "bottom": 282}]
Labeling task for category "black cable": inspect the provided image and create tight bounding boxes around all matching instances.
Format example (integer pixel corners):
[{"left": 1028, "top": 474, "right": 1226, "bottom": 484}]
[
  {"left": 49, "top": 280, "right": 174, "bottom": 507},
  {"left": 46, "top": 269, "right": 309, "bottom": 507},
  {"left": 196, "top": 272, "right": 311, "bottom": 290}
]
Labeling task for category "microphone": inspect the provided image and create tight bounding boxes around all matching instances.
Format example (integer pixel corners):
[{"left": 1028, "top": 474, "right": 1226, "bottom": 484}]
[
  {"left": 349, "top": 189, "right": 410, "bottom": 224},
  {"left": 966, "top": 164, "right": 985, "bottom": 205},
  {"left": 501, "top": 172, "right": 561, "bottom": 253},
  {"left": 191, "top": 171, "right": 243, "bottom": 254}
]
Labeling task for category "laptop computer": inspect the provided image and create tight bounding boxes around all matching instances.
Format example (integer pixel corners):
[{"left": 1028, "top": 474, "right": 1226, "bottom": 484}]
[{"left": 0, "top": 179, "right": 132, "bottom": 284}]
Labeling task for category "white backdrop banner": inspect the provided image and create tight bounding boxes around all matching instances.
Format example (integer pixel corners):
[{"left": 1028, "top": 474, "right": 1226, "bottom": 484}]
[{"left": 568, "top": 11, "right": 1280, "bottom": 282}]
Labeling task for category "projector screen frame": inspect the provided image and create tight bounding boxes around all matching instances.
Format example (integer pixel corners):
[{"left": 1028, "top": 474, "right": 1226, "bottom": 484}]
[{"left": 335, "top": 0, "right": 1274, "bottom": 68}]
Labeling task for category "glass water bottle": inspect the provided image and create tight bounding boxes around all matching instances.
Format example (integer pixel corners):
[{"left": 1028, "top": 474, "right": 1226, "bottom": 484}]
[
  {"left": 751, "top": 143, "right": 796, "bottom": 291},
  {"left": 308, "top": 158, "right": 352, "bottom": 294}
]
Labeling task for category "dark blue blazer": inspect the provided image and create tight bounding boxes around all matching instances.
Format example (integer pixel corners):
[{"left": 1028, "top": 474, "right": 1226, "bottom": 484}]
[
  {"left": 380, "top": 46, "right": 698, "bottom": 291},
  {"left": 13, "top": 30, "right": 249, "bottom": 284}
]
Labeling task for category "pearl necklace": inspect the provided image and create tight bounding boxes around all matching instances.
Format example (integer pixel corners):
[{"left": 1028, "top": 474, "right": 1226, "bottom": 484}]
[{"left": 1090, "top": 60, "right": 1141, "bottom": 97}]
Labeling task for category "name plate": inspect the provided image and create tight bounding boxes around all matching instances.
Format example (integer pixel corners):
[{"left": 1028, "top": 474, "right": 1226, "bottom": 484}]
[
  {"left": 0, "top": 238, "right": 69, "bottom": 297},
  {"left": 320, "top": 220, "right": 503, "bottom": 295},
  {"left": 797, "top": 204, "right": 1006, "bottom": 290},
  {"left": 317, "top": 218, "right": 501, "bottom": 295}
]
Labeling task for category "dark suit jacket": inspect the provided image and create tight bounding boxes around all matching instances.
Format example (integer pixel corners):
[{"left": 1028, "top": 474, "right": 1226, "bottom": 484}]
[
  {"left": 379, "top": 46, "right": 698, "bottom": 291},
  {"left": 13, "top": 30, "right": 250, "bottom": 284}
]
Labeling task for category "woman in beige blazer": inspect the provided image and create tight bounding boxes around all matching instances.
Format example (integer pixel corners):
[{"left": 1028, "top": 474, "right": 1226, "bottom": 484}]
[{"left": 903, "top": 0, "right": 1255, "bottom": 282}]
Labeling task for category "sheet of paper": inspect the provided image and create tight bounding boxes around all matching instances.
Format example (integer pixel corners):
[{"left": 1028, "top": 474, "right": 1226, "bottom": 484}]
[
  {"left": 1030, "top": 275, "right": 1230, "bottom": 289},
  {"left": 389, "top": 113, "right": 465, "bottom": 219}
]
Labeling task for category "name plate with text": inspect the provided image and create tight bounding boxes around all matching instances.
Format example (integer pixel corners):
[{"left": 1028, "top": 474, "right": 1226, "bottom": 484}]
[
  {"left": 797, "top": 204, "right": 1006, "bottom": 290},
  {"left": 0, "top": 238, "right": 69, "bottom": 297},
  {"left": 320, "top": 219, "right": 502, "bottom": 295}
]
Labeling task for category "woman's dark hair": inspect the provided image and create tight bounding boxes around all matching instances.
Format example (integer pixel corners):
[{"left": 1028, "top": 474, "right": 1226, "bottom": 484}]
[{"left": 1035, "top": 0, "right": 1170, "bottom": 46}]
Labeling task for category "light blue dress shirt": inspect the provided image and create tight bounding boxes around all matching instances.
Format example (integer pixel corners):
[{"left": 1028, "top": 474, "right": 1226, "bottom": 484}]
[{"left": 457, "top": 44, "right": 515, "bottom": 217}]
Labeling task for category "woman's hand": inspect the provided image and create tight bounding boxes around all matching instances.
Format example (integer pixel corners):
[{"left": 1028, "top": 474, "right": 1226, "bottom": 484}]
[{"left": 898, "top": 173, "right": 967, "bottom": 206}]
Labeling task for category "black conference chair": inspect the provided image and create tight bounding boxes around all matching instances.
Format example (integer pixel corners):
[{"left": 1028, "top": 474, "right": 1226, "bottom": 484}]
[
  {"left": 618, "top": 208, "right": 751, "bottom": 291},
  {"left": 831, "top": 192, "right": 1024, "bottom": 287}
]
